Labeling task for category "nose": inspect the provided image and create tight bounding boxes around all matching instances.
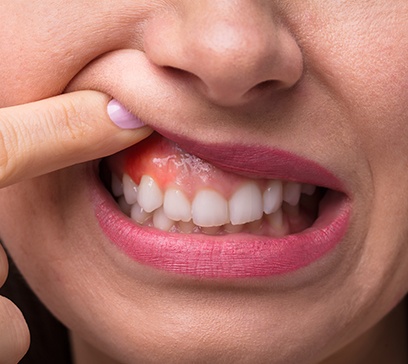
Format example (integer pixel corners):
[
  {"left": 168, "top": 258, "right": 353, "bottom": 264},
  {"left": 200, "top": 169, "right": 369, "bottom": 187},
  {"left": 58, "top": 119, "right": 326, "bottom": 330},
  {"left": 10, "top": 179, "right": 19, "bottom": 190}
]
[{"left": 143, "top": 2, "right": 304, "bottom": 107}]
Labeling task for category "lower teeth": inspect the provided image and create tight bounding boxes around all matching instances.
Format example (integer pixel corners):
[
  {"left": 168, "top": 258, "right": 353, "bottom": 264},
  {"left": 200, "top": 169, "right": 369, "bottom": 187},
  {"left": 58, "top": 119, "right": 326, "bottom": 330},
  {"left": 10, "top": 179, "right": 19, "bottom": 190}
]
[{"left": 123, "top": 202, "right": 290, "bottom": 236}]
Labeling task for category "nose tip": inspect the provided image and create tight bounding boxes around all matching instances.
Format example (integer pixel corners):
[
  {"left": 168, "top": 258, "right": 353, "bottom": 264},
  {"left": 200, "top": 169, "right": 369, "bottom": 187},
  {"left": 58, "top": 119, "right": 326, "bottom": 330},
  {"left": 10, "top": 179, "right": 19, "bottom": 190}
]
[{"left": 144, "top": 4, "right": 304, "bottom": 107}]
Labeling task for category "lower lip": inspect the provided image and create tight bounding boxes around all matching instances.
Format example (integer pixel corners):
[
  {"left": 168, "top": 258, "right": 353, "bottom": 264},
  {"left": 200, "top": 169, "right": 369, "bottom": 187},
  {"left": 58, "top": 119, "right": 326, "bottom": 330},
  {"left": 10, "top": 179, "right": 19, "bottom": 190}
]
[{"left": 90, "top": 168, "right": 351, "bottom": 279}]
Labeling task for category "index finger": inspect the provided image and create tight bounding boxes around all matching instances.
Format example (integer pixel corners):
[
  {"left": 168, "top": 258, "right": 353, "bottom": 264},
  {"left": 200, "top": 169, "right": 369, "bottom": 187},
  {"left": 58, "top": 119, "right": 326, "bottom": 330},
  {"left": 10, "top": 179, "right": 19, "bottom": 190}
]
[{"left": 0, "top": 91, "right": 152, "bottom": 188}]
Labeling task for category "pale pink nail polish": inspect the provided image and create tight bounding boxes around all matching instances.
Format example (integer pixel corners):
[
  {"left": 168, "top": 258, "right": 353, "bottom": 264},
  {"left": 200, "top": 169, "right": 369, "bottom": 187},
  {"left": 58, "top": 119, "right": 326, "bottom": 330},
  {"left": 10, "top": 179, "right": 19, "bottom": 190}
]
[{"left": 107, "top": 99, "right": 145, "bottom": 129}]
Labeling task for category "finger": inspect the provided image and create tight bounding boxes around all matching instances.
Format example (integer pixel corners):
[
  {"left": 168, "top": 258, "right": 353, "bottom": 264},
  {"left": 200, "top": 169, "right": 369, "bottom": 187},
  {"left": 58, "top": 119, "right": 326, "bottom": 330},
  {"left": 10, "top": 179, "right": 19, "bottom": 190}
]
[
  {"left": 0, "top": 246, "right": 30, "bottom": 363},
  {"left": 0, "top": 244, "right": 8, "bottom": 287},
  {"left": 0, "top": 91, "right": 153, "bottom": 188},
  {"left": 0, "top": 296, "right": 30, "bottom": 364}
]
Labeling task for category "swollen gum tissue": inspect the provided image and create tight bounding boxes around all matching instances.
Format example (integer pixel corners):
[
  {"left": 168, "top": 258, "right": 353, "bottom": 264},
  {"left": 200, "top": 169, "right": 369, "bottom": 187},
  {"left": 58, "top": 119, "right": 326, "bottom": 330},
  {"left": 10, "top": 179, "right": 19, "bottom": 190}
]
[{"left": 122, "top": 133, "right": 250, "bottom": 200}]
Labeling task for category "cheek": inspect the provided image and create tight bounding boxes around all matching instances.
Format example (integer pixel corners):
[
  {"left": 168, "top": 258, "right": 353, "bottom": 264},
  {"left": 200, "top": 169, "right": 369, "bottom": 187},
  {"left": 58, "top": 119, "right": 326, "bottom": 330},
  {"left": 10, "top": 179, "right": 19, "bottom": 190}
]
[{"left": 0, "top": 1, "right": 142, "bottom": 107}]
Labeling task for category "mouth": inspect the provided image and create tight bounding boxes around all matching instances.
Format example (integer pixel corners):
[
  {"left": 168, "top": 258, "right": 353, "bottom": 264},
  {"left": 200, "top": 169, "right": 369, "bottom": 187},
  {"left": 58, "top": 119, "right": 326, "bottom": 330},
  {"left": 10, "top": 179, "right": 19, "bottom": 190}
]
[{"left": 93, "top": 132, "right": 351, "bottom": 279}]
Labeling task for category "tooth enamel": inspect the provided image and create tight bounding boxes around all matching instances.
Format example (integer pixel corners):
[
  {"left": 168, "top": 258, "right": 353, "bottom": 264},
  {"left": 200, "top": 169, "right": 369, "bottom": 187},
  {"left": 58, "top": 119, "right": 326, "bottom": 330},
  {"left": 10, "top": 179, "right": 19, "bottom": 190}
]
[
  {"left": 130, "top": 202, "right": 151, "bottom": 224},
  {"left": 137, "top": 175, "right": 164, "bottom": 213},
  {"left": 111, "top": 174, "right": 123, "bottom": 197},
  {"left": 267, "top": 208, "right": 285, "bottom": 235},
  {"left": 115, "top": 166, "right": 319, "bottom": 236},
  {"left": 263, "top": 180, "right": 283, "bottom": 214},
  {"left": 283, "top": 202, "right": 300, "bottom": 217},
  {"left": 192, "top": 189, "right": 229, "bottom": 227},
  {"left": 229, "top": 182, "right": 263, "bottom": 225},
  {"left": 153, "top": 207, "right": 175, "bottom": 232},
  {"left": 163, "top": 188, "right": 192, "bottom": 222},
  {"left": 247, "top": 219, "right": 263, "bottom": 233},
  {"left": 118, "top": 196, "right": 132, "bottom": 216},
  {"left": 224, "top": 223, "right": 244, "bottom": 234},
  {"left": 201, "top": 226, "right": 221, "bottom": 235},
  {"left": 178, "top": 220, "right": 196, "bottom": 234},
  {"left": 301, "top": 184, "right": 317, "bottom": 196},
  {"left": 282, "top": 182, "right": 302, "bottom": 206},
  {"left": 123, "top": 174, "right": 139, "bottom": 205}
]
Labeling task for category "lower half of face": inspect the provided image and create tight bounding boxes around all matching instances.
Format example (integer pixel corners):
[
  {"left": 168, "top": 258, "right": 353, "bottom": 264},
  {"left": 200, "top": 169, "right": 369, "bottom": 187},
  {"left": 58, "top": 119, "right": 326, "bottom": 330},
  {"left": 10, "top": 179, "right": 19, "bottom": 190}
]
[
  {"left": 1, "top": 136, "right": 408, "bottom": 364},
  {"left": 2, "top": 1, "right": 408, "bottom": 363}
]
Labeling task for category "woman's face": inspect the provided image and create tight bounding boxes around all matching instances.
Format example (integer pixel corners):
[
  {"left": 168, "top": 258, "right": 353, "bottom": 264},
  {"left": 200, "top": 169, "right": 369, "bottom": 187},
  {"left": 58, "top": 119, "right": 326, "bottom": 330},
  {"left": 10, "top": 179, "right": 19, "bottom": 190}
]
[{"left": 1, "top": 1, "right": 408, "bottom": 363}]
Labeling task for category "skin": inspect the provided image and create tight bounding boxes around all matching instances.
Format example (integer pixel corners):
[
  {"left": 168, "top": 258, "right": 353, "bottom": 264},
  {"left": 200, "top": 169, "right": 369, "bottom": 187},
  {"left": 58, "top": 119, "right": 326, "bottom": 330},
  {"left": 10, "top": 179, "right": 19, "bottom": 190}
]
[{"left": 0, "top": 0, "right": 408, "bottom": 363}]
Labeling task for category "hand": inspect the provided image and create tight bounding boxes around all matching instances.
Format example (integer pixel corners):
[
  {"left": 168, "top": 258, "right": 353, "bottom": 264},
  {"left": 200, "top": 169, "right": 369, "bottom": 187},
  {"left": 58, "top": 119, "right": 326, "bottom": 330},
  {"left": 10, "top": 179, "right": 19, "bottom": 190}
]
[
  {"left": 0, "top": 91, "right": 152, "bottom": 361},
  {"left": 0, "top": 246, "right": 29, "bottom": 364},
  {"left": 0, "top": 90, "right": 152, "bottom": 188}
]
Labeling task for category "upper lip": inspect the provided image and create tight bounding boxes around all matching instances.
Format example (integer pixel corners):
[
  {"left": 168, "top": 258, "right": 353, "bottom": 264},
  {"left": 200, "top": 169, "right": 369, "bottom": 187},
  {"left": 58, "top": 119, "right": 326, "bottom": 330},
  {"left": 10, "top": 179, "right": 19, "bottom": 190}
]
[
  {"left": 67, "top": 49, "right": 347, "bottom": 194},
  {"left": 153, "top": 128, "right": 346, "bottom": 192}
]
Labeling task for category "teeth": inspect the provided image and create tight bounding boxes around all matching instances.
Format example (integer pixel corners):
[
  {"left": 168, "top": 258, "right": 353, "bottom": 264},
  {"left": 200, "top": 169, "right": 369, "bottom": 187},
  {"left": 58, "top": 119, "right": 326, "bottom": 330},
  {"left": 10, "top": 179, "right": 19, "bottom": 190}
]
[
  {"left": 163, "top": 188, "right": 191, "bottom": 222},
  {"left": 263, "top": 180, "right": 283, "bottom": 214},
  {"left": 229, "top": 182, "right": 263, "bottom": 225},
  {"left": 118, "top": 196, "right": 132, "bottom": 216},
  {"left": 301, "top": 184, "right": 317, "bottom": 196},
  {"left": 201, "top": 226, "right": 221, "bottom": 235},
  {"left": 224, "top": 223, "right": 244, "bottom": 234},
  {"left": 130, "top": 202, "right": 151, "bottom": 224},
  {"left": 153, "top": 207, "right": 175, "bottom": 231},
  {"left": 283, "top": 202, "right": 300, "bottom": 217},
  {"left": 267, "top": 209, "right": 285, "bottom": 236},
  {"left": 137, "top": 175, "right": 163, "bottom": 213},
  {"left": 123, "top": 174, "right": 139, "bottom": 205},
  {"left": 247, "top": 219, "right": 263, "bottom": 233},
  {"left": 111, "top": 174, "right": 123, "bottom": 197},
  {"left": 192, "top": 189, "right": 229, "bottom": 227},
  {"left": 113, "top": 173, "right": 318, "bottom": 235},
  {"left": 178, "top": 220, "right": 196, "bottom": 234},
  {"left": 282, "top": 182, "right": 302, "bottom": 206}
]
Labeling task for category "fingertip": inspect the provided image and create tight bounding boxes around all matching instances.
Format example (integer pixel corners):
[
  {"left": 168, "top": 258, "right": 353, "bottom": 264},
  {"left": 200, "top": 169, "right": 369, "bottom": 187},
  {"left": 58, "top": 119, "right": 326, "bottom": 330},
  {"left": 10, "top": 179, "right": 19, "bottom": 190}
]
[
  {"left": 0, "top": 246, "right": 9, "bottom": 287},
  {"left": 0, "top": 297, "right": 30, "bottom": 364},
  {"left": 107, "top": 99, "right": 146, "bottom": 130}
]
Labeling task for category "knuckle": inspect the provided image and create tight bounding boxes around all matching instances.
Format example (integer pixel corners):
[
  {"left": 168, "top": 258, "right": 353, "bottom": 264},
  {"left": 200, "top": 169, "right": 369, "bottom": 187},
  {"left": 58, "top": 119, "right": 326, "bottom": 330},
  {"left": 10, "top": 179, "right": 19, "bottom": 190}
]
[
  {"left": 0, "top": 122, "right": 20, "bottom": 187},
  {"left": 0, "top": 297, "right": 30, "bottom": 363},
  {"left": 49, "top": 100, "right": 92, "bottom": 148}
]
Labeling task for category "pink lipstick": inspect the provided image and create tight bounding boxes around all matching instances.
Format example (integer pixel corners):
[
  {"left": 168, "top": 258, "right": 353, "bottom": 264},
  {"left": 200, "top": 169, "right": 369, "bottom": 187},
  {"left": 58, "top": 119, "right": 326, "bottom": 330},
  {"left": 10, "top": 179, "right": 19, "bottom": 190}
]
[{"left": 91, "top": 133, "right": 351, "bottom": 279}]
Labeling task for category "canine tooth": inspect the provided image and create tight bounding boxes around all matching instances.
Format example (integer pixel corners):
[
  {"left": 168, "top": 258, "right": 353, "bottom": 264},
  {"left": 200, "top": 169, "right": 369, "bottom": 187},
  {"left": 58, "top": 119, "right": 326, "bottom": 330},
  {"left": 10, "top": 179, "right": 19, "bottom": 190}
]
[
  {"left": 137, "top": 175, "right": 163, "bottom": 213},
  {"left": 229, "top": 182, "right": 263, "bottom": 225},
  {"left": 118, "top": 196, "right": 132, "bottom": 216},
  {"left": 111, "top": 173, "right": 123, "bottom": 197},
  {"left": 192, "top": 189, "right": 229, "bottom": 227},
  {"left": 301, "top": 184, "right": 317, "bottom": 196},
  {"left": 130, "top": 202, "right": 151, "bottom": 224},
  {"left": 163, "top": 188, "right": 191, "bottom": 222},
  {"left": 153, "top": 207, "right": 175, "bottom": 231},
  {"left": 123, "top": 174, "right": 138, "bottom": 204},
  {"left": 283, "top": 182, "right": 302, "bottom": 206},
  {"left": 263, "top": 180, "right": 283, "bottom": 214}
]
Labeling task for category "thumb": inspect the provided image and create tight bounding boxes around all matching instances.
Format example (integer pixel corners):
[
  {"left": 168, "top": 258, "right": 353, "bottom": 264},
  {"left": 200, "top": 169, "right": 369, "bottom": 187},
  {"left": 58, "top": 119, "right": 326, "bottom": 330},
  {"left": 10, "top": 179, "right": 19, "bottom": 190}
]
[{"left": 0, "top": 91, "right": 152, "bottom": 188}]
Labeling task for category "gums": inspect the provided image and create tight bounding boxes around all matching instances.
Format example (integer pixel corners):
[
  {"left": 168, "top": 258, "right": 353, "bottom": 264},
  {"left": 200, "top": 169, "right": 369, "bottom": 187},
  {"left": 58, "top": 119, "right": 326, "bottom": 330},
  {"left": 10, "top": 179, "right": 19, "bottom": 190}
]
[{"left": 94, "top": 134, "right": 351, "bottom": 278}]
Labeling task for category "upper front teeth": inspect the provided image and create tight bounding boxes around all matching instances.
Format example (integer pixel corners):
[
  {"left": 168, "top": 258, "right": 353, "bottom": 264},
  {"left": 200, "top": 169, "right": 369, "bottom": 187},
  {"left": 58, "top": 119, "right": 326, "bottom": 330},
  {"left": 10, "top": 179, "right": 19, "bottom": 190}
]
[
  {"left": 113, "top": 173, "right": 316, "bottom": 233},
  {"left": 192, "top": 189, "right": 229, "bottom": 227},
  {"left": 229, "top": 182, "right": 263, "bottom": 225},
  {"left": 163, "top": 188, "right": 191, "bottom": 222}
]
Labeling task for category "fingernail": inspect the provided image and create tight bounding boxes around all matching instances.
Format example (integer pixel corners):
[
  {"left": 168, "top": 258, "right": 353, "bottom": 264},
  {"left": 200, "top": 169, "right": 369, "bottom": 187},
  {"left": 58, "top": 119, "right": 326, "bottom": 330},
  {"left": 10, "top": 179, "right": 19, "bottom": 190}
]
[{"left": 107, "top": 99, "right": 145, "bottom": 129}]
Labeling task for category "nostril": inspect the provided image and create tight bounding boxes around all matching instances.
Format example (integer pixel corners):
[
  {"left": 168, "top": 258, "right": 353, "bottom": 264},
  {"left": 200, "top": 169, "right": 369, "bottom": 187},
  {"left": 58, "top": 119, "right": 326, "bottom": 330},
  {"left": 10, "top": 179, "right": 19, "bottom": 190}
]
[{"left": 143, "top": 4, "right": 304, "bottom": 107}]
